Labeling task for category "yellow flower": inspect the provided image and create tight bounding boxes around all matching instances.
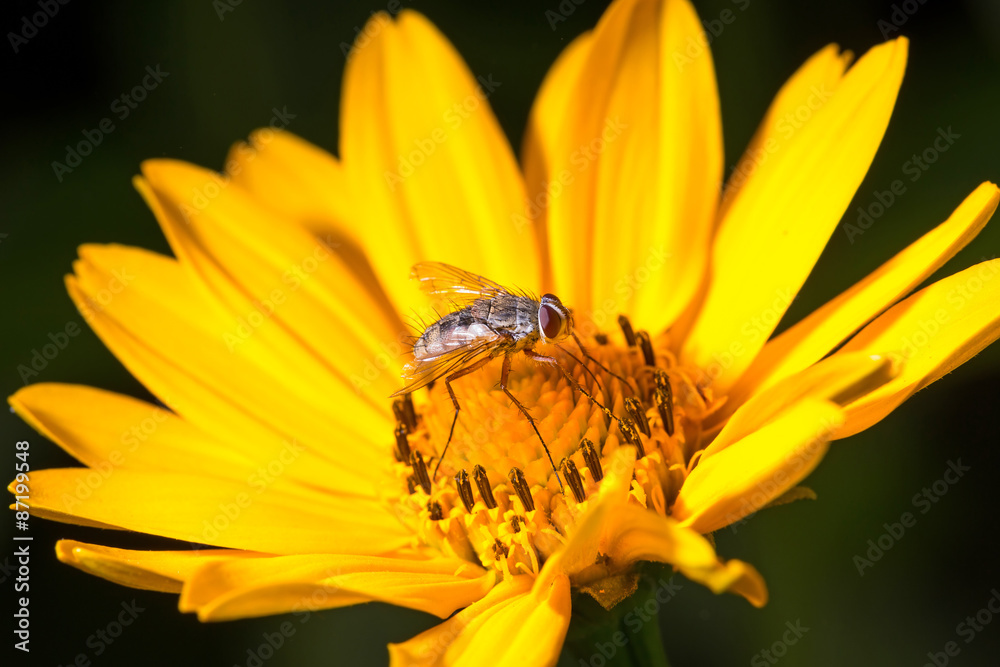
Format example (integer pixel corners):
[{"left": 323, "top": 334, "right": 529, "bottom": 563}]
[{"left": 10, "top": 0, "right": 1000, "bottom": 665}]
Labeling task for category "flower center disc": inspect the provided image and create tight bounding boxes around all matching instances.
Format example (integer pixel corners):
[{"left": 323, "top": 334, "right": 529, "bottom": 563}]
[{"left": 386, "top": 333, "right": 720, "bottom": 580}]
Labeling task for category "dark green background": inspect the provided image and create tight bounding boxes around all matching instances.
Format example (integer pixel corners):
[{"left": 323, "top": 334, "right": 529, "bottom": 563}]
[{"left": 3, "top": 0, "right": 999, "bottom": 665}]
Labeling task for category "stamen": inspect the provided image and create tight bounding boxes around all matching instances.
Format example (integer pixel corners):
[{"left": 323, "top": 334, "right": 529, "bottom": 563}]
[
  {"left": 624, "top": 397, "right": 650, "bottom": 437},
  {"left": 406, "top": 475, "right": 418, "bottom": 494},
  {"left": 617, "top": 314, "right": 637, "bottom": 346},
  {"left": 394, "top": 424, "right": 410, "bottom": 462},
  {"left": 428, "top": 501, "right": 443, "bottom": 521},
  {"left": 618, "top": 417, "right": 645, "bottom": 458},
  {"left": 636, "top": 331, "right": 656, "bottom": 366},
  {"left": 402, "top": 394, "right": 417, "bottom": 431},
  {"left": 653, "top": 370, "right": 675, "bottom": 436},
  {"left": 392, "top": 400, "right": 406, "bottom": 429},
  {"left": 410, "top": 451, "right": 431, "bottom": 494},
  {"left": 561, "top": 458, "right": 586, "bottom": 503},
  {"left": 455, "top": 469, "right": 475, "bottom": 512},
  {"left": 508, "top": 467, "right": 535, "bottom": 512},
  {"left": 393, "top": 395, "right": 418, "bottom": 433},
  {"left": 493, "top": 539, "right": 509, "bottom": 560},
  {"left": 511, "top": 515, "right": 522, "bottom": 533},
  {"left": 594, "top": 333, "right": 608, "bottom": 345},
  {"left": 581, "top": 439, "right": 603, "bottom": 482},
  {"left": 473, "top": 464, "right": 497, "bottom": 510}
]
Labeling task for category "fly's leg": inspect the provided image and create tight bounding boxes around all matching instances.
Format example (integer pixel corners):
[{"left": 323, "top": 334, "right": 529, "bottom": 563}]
[
  {"left": 555, "top": 343, "right": 605, "bottom": 399},
  {"left": 432, "top": 355, "right": 494, "bottom": 481},
  {"left": 571, "top": 332, "right": 637, "bottom": 395},
  {"left": 499, "top": 352, "right": 565, "bottom": 491},
  {"left": 523, "top": 348, "right": 620, "bottom": 430}
]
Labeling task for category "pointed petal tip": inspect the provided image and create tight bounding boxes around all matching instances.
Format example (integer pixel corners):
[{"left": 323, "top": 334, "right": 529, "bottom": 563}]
[
  {"left": 54, "top": 539, "right": 82, "bottom": 565},
  {"left": 8, "top": 387, "right": 26, "bottom": 408},
  {"left": 675, "top": 552, "right": 770, "bottom": 606}
]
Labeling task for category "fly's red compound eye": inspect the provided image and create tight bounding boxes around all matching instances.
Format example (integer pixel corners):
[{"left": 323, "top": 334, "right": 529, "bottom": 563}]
[{"left": 539, "top": 304, "right": 563, "bottom": 340}]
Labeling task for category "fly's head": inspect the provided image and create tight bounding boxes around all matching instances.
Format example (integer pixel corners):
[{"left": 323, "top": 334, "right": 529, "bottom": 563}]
[{"left": 538, "top": 294, "right": 572, "bottom": 344}]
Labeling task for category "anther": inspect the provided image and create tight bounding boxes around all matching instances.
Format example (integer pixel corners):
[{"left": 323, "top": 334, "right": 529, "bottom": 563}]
[
  {"left": 618, "top": 418, "right": 645, "bottom": 458},
  {"left": 427, "top": 501, "right": 443, "bottom": 521},
  {"left": 511, "top": 515, "right": 522, "bottom": 533},
  {"left": 473, "top": 465, "right": 497, "bottom": 510},
  {"left": 617, "top": 314, "right": 637, "bottom": 346},
  {"left": 393, "top": 395, "right": 417, "bottom": 433},
  {"left": 561, "top": 458, "right": 586, "bottom": 503},
  {"left": 392, "top": 400, "right": 409, "bottom": 433},
  {"left": 636, "top": 330, "right": 656, "bottom": 366},
  {"left": 580, "top": 439, "right": 603, "bottom": 482},
  {"left": 410, "top": 451, "right": 432, "bottom": 494},
  {"left": 653, "top": 370, "right": 675, "bottom": 436},
  {"left": 508, "top": 467, "right": 535, "bottom": 512},
  {"left": 624, "top": 397, "right": 650, "bottom": 437},
  {"left": 594, "top": 332, "right": 609, "bottom": 345},
  {"left": 455, "top": 469, "right": 475, "bottom": 513},
  {"left": 401, "top": 393, "right": 417, "bottom": 431},
  {"left": 493, "top": 539, "right": 509, "bottom": 560},
  {"left": 393, "top": 424, "right": 411, "bottom": 463},
  {"left": 406, "top": 476, "right": 418, "bottom": 495}
]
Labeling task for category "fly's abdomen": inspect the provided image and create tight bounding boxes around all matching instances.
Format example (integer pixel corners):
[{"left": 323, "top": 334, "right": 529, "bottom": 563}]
[{"left": 413, "top": 308, "right": 494, "bottom": 360}]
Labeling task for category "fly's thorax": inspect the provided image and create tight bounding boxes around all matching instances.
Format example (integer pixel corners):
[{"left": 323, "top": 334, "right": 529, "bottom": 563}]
[{"left": 469, "top": 294, "right": 539, "bottom": 339}]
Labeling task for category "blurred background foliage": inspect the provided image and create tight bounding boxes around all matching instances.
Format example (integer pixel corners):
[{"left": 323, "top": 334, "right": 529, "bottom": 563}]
[{"left": 2, "top": 0, "right": 999, "bottom": 665}]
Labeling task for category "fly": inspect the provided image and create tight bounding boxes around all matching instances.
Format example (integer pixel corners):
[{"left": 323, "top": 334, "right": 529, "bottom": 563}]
[{"left": 391, "top": 262, "right": 624, "bottom": 489}]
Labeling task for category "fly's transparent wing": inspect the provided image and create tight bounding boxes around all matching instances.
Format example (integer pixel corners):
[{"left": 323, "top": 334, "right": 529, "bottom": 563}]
[
  {"left": 411, "top": 262, "right": 514, "bottom": 307},
  {"left": 390, "top": 335, "right": 499, "bottom": 396}
]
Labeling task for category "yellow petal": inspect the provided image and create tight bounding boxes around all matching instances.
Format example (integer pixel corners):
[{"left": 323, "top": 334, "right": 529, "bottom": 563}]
[
  {"left": 9, "top": 383, "right": 375, "bottom": 505},
  {"left": 521, "top": 32, "right": 592, "bottom": 290},
  {"left": 684, "top": 38, "right": 908, "bottom": 391},
  {"left": 523, "top": 0, "right": 722, "bottom": 333},
  {"left": 139, "top": 159, "right": 406, "bottom": 406},
  {"left": 340, "top": 11, "right": 538, "bottom": 316},
  {"left": 536, "top": 447, "right": 638, "bottom": 587},
  {"left": 66, "top": 242, "right": 384, "bottom": 494},
  {"left": 12, "top": 384, "right": 253, "bottom": 476},
  {"left": 730, "top": 182, "right": 999, "bottom": 407},
  {"left": 703, "top": 352, "right": 897, "bottom": 456},
  {"left": 606, "top": 503, "right": 727, "bottom": 570},
  {"left": 590, "top": 500, "right": 770, "bottom": 609},
  {"left": 55, "top": 539, "right": 261, "bottom": 593},
  {"left": 680, "top": 558, "right": 768, "bottom": 608},
  {"left": 602, "top": 508, "right": 770, "bottom": 610},
  {"left": 835, "top": 258, "right": 1000, "bottom": 437},
  {"left": 716, "top": 44, "right": 852, "bottom": 220},
  {"left": 673, "top": 400, "right": 844, "bottom": 534},
  {"left": 388, "top": 574, "right": 570, "bottom": 667},
  {"left": 224, "top": 129, "right": 403, "bottom": 328},
  {"left": 226, "top": 129, "right": 354, "bottom": 236},
  {"left": 180, "top": 553, "right": 492, "bottom": 621},
  {"left": 537, "top": 446, "right": 764, "bottom": 606},
  {"left": 20, "top": 469, "right": 412, "bottom": 556}
]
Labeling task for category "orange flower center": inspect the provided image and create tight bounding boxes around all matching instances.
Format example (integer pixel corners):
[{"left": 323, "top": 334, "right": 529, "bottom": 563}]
[{"left": 384, "top": 325, "right": 722, "bottom": 580}]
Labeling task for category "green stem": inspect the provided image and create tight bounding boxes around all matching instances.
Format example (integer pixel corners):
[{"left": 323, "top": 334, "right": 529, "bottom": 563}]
[{"left": 559, "top": 566, "right": 673, "bottom": 667}]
